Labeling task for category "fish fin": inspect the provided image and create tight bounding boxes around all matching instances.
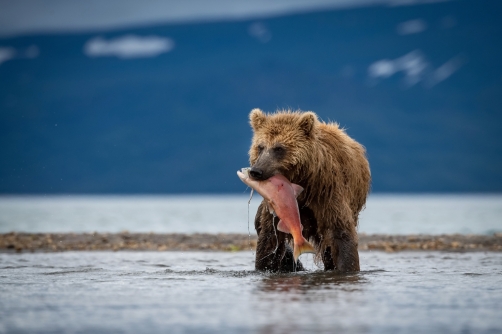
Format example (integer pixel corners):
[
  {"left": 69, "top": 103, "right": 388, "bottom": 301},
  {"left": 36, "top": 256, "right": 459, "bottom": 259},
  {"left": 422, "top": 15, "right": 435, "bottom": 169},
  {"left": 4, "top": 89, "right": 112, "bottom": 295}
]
[
  {"left": 291, "top": 183, "right": 304, "bottom": 198},
  {"left": 277, "top": 220, "right": 290, "bottom": 233},
  {"left": 293, "top": 238, "right": 316, "bottom": 262}
]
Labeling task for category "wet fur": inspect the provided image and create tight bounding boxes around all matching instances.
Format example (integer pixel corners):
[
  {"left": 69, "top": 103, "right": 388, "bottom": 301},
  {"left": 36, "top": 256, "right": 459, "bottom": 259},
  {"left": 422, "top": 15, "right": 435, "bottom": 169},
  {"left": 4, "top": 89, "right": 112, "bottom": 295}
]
[{"left": 249, "top": 109, "right": 371, "bottom": 272}]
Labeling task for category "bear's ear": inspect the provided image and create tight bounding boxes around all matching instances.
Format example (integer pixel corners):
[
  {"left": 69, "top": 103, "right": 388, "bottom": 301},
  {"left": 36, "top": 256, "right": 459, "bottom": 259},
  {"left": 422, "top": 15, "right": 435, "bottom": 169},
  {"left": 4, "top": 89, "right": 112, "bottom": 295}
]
[
  {"left": 298, "top": 111, "right": 317, "bottom": 137},
  {"left": 249, "top": 108, "right": 267, "bottom": 131}
]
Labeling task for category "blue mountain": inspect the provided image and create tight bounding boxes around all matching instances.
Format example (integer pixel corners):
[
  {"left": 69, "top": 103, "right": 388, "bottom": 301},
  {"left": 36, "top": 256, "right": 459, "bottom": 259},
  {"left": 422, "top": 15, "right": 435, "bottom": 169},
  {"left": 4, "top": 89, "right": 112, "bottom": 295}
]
[{"left": 0, "top": 0, "right": 501, "bottom": 193}]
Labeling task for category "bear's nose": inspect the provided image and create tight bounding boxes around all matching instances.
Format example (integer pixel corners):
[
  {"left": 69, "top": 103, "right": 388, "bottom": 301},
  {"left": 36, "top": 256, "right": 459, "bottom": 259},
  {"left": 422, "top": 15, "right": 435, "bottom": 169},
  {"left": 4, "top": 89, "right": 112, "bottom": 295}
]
[{"left": 249, "top": 167, "right": 264, "bottom": 180}]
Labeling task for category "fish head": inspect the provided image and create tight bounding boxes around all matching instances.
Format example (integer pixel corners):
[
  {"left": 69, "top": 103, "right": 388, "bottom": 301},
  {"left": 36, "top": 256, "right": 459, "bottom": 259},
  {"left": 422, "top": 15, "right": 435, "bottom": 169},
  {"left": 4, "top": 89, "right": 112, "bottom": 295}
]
[
  {"left": 236, "top": 167, "right": 251, "bottom": 183},
  {"left": 237, "top": 167, "right": 250, "bottom": 178},
  {"left": 237, "top": 167, "right": 263, "bottom": 191},
  {"left": 237, "top": 167, "right": 274, "bottom": 203}
]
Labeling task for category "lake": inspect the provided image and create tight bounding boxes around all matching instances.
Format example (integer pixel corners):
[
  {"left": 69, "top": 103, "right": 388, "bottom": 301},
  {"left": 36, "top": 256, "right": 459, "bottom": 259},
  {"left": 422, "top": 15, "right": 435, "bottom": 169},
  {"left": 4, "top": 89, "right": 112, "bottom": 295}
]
[
  {"left": 1, "top": 251, "right": 501, "bottom": 333},
  {"left": 0, "top": 194, "right": 501, "bottom": 234},
  {"left": 1, "top": 194, "right": 502, "bottom": 333}
]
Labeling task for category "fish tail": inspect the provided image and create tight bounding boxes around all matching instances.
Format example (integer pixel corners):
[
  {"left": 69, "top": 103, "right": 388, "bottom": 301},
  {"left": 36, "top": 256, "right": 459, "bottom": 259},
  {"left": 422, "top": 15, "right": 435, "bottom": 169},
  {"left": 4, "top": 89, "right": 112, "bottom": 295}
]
[{"left": 293, "top": 237, "right": 315, "bottom": 263}]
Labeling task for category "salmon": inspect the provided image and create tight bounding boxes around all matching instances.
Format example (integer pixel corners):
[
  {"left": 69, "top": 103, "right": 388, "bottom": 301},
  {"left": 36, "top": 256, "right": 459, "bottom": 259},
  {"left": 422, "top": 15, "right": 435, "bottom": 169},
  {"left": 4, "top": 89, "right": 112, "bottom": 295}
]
[{"left": 237, "top": 168, "right": 315, "bottom": 262}]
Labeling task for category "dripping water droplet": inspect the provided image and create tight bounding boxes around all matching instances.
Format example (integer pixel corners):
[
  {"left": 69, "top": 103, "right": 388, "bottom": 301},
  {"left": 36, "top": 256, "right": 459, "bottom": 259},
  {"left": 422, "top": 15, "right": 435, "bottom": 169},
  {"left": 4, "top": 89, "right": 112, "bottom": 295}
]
[{"left": 247, "top": 189, "right": 254, "bottom": 253}]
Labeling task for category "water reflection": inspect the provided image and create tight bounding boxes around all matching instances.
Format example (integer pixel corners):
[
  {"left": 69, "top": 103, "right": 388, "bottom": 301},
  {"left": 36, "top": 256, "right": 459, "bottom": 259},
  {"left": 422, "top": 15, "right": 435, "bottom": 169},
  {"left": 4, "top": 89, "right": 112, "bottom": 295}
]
[
  {"left": 254, "top": 271, "right": 372, "bottom": 334},
  {"left": 257, "top": 270, "right": 367, "bottom": 300}
]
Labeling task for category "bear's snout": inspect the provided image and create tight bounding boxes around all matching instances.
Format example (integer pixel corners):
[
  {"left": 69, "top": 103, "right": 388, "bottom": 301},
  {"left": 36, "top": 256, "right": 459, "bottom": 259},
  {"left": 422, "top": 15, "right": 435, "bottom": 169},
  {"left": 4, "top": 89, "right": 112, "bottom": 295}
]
[{"left": 249, "top": 167, "right": 265, "bottom": 180}]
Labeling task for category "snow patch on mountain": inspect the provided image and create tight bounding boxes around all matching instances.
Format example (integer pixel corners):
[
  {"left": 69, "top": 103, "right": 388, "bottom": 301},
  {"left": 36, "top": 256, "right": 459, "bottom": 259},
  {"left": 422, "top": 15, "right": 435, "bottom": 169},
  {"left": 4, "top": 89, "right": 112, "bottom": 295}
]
[
  {"left": 368, "top": 50, "right": 465, "bottom": 87},
  {"left": 84, "top": 35, "right": 174, "bottom": 59}
]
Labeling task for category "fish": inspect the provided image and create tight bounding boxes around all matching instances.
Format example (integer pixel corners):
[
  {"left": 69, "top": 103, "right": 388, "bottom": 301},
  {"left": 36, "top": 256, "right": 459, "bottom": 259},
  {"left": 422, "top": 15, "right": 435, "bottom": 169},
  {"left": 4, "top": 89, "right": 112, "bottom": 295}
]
[{"left": 237, "top": 167, "right": 315, "bottom": 262}]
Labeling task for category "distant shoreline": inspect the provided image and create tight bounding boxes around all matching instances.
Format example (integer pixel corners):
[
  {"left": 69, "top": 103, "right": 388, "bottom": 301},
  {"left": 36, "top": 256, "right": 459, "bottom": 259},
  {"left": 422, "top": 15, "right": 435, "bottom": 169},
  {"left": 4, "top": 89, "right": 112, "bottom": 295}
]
[{"left": 1, "top": 232, "right": 501, "bottom": 253}]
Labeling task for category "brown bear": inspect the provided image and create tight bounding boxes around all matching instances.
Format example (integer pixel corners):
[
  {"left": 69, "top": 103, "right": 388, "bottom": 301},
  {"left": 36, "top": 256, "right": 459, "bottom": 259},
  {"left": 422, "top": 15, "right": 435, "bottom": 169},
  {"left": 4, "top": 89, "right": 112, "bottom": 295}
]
[{"left": 248, "top": 108, "right": 371, "bottom": 272}]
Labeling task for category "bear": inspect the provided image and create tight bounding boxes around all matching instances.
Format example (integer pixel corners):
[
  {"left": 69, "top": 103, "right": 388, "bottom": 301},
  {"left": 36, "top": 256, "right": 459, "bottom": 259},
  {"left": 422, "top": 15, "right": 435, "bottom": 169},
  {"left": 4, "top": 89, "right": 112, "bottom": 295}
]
[{"left": 248, "top": 108, "right": 371, "bottom": 272}]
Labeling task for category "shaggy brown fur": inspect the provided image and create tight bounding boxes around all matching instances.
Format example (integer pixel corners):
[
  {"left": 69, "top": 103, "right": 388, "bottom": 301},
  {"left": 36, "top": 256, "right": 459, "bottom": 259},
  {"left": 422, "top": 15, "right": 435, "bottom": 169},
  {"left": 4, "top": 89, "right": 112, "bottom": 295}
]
[{"left": 249, "top": 108, "right": 371, "bottom": 272}]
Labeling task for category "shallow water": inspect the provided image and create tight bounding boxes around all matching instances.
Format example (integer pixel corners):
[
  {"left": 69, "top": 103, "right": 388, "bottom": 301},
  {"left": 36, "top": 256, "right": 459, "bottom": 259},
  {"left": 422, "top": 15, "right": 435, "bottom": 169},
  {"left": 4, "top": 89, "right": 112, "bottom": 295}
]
[
  {"left": 1, "top": 194, "right": 501, "bottom": 234},
  {"left": 1, "top": 251, "right": 501, "bottom": 333}
]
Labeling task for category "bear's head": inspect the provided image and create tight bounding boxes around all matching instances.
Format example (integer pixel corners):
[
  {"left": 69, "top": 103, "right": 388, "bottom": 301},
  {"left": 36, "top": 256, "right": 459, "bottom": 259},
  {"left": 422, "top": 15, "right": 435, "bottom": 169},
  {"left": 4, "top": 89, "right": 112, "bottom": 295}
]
[{"left": 248, "top": 108, "right": 318, "bottom": 181}]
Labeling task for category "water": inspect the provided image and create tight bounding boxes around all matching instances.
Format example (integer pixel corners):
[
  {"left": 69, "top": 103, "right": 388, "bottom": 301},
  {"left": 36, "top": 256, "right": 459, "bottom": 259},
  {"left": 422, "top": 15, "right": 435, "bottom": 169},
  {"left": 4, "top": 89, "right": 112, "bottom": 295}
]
[
  {"left": 1, "top": 194, "right": 501, "bottom": 234},
  {"left": 1, "top": 194, "right": 501, "bottom": 332},
  {"left": 1, "top": 251, "right": 501, "bottom": 333}
]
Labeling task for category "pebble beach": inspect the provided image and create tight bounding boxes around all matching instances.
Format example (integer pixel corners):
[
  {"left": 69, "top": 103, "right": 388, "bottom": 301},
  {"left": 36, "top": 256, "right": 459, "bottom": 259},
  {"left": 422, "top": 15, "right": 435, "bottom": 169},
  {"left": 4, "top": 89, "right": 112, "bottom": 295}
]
[{"left": 2, "top": 232, "right": 501, "bottom": 253}]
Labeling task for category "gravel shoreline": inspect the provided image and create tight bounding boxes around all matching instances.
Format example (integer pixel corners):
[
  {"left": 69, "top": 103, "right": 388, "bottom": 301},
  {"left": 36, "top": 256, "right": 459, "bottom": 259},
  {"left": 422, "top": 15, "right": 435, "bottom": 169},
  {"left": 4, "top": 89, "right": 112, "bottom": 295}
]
[{"left": 1, "top": 232, "right": 501, "bottom": 253}]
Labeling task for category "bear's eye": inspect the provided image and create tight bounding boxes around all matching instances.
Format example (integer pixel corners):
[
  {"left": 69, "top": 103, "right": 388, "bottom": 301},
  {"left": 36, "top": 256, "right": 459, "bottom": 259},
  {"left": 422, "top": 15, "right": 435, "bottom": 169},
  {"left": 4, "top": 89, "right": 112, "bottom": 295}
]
[
  {"left": 273, "top": 146, "right": 284, "bottom": 153},
  {"left": 257, "top": 145, "right": 265, "bottom": 153},
  {"left": 272, "top": 146, "right": 286, "bottom": 158}
]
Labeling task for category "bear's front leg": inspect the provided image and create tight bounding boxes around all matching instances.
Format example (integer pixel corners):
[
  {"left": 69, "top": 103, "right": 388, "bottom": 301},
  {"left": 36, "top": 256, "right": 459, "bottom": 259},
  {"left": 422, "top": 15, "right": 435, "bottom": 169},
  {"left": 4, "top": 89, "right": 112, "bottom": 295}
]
[
  {"left": 333, "top": 228, "right": 360, "bottom": 272},
  {"left": 254, "top": 201, "right": 304, "bottom": 272}
]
